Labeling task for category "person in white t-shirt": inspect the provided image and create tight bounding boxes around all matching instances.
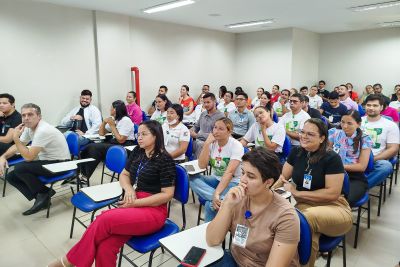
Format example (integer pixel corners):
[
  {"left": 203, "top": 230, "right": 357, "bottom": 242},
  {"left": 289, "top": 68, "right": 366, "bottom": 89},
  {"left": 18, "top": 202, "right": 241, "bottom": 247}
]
[
  {"left": 308, "top": 85, "right": 323, "bottom": 109},
  {"left": 80, "top": 100, "right": 136, "bottom": 182},
  {"left": 162, "top": 104, "right": 190, "bottom": 162},
  {"left": 190, "top": 117, "right": 244, "bottom": 222},
  {"left": 241, "top": 106, "right": 285, "bottom": 153},
  {"left": 150, "top": 94, "right": 170, "bottom": 125},
  {"left": 361, "top": 94, "right": 399, "bottom": 188},
  {"left": 217, "top": 91, "right": 236, "bottom": 116},
  {"left": 272, "top": 89, "right": 291, "bottom": 117},
  {"left": 279, "top": 93, "right": 311, "bottom": 146},
  {"left": 389, "top": 99, "right": 400, "bottom": 112},
  {"left": 251, "top": 87, "right": 264, "bottom": 108},
  {"left": 0, "top": 103, "right": 70, "bottom": 215}
]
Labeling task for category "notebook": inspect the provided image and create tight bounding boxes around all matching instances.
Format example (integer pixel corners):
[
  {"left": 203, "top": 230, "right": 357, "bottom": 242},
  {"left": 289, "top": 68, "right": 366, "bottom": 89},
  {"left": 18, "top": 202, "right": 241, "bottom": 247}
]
[{"left": 81, "top": 182, "right": 123, "bottom": 202}]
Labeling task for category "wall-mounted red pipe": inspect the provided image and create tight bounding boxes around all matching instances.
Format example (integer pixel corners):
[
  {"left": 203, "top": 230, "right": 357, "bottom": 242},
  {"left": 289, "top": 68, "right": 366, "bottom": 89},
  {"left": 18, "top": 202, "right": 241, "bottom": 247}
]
[{"left": 131, "top": 67, "right": 140, "bottom": 106}]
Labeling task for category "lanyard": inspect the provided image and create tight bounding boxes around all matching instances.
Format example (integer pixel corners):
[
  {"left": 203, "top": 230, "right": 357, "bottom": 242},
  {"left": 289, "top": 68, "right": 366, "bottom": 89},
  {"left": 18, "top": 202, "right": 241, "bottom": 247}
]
[
  {"left": 305, "top": 152, "right": 312, "bottom": 174},
  {"left": 133, "top": 159, "right": 150, "bottom": 190}
]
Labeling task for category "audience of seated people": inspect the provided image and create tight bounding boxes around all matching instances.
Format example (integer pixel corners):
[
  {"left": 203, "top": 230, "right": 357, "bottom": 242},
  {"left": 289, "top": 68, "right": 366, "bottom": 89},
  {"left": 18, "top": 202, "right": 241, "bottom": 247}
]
[
  {"left": 126, "top": 91, "right": 142, "bottom": 125},
  {"left": 0, "top": 93, "right": 22, "bottom": 156},
  {"left": 0, "top": 103, "right": 70, "bottom": 215},
  {"left": 80, "top": 100, "right": 135, "bottom": 182},
  {"left": 162, "top": 104, "right": 190, "bottom": 163},
  {"left": 60, "top": 89, "right": 102, "bottom": 146},
  {"left": 190, "top": 118, "right": 243, "bottom": 222},
  {"left": 150, "top": 94, "right": 170, "bottom": 124},
  {"left": 227, "top": 92, "right": 256, "bottom": 139},
  {"left": 272, "top": 89, "right": 291, "bottom": 117}
]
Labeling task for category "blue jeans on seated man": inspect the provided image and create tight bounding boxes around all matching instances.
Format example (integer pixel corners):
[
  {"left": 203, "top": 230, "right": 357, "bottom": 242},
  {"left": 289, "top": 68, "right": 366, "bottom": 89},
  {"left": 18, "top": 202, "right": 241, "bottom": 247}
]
[
  {"left": 366, "top": 159, "right": 393, "bottom": 188},
  {"left": 190, "top": 174, "right": 238, "bottom": 222},
  {"left": 64, "top": 131, "right": 91, "bottom": 147}
]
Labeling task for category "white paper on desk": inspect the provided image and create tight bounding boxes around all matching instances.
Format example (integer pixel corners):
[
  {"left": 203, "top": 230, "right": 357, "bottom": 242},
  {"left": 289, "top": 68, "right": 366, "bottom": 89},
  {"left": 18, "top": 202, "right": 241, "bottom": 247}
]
[{"left": 81, "top": 182, "right": 122, "bottom": 202}]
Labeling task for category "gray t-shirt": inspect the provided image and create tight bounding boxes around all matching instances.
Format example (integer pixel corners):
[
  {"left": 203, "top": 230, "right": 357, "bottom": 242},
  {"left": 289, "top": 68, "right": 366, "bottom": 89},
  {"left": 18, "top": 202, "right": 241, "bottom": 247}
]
[
  {"left": 20, "top": 120, "right": 70, "bottom": 161},
  {"left": 193, "top": 110, "right": 225, "bottom": 141}
]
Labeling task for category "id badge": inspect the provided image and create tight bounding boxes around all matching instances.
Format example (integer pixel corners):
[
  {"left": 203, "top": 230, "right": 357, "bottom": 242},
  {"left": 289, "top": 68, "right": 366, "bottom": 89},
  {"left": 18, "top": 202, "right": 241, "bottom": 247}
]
[
  {"left": 233, "top": 224, "right": 249, "bottom": 248},
  {"left": 333, "top": 145, "right": 340, "bottom": 154},
  {"left": 303, "top": 174, "right": 312, "bottom": 190},
  {"left": 215, "top": 157, "right": 222, "bottom": 168},
  {"left": 328, "top": 116, "right": 333, "bottom": 123}
]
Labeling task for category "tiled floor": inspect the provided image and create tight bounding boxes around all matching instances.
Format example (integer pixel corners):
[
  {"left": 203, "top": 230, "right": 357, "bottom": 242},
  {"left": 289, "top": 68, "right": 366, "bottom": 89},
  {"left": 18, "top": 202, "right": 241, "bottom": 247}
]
[{"left": 1, "top": 166, "right": 399, "bottom": 267}]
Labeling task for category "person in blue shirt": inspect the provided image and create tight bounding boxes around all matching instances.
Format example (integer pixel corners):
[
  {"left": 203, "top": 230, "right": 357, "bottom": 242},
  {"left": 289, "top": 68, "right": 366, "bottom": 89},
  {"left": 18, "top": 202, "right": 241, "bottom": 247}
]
[{"left": 319, "top": 91, "right": 348, "bottom": 128}]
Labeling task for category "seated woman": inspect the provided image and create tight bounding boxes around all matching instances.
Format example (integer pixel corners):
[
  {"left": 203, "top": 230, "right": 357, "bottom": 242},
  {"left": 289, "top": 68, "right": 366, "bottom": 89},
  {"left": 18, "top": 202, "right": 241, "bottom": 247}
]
[
  {"left": 190, "top": 117, "right": 243, "bottom": 222},
  {"left": 126, "top": 91, "right": 142, "bottom": 125},
  {"left": 150, "top": 94, "right": 170, "bottom": 124},
  {"left": 328, "top": 110, "right": 372, "bottom": 206},
  {"left": 273, "top": 118, "right": 353, "bottom": 267},
  {"left": 179, "top": 85, "right": 196, "bottom": 122},
  {"left": 48, "top": 120, "right": 176, "bottom": 267},
  {"left": 206, "top": 147, "right": 300, "bottom": 267},
  {"left": 162, "top": 104, "right": 190, "bottom": 163},
  {"left": 217, "top": 91, "right": 236, "bottom": 116},
  {"left": 80, "top": 100, "right": 135, "bottom": 181},
  {"left": 241, "top": 106, "right": 285, "bottom": 153}
]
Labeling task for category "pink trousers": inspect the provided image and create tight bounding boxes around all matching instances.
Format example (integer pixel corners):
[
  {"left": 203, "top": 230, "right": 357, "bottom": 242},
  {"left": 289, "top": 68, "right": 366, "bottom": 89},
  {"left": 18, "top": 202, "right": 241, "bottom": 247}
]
[{"left": 67, "top": 192, "right": 167, "bottom": 267}]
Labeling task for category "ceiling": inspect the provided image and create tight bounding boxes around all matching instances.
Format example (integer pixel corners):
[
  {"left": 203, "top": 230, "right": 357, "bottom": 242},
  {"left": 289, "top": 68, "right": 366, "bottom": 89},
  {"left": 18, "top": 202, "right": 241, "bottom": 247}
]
[{"left": 33, "top": 0, "right": 400, "bottom": 33}]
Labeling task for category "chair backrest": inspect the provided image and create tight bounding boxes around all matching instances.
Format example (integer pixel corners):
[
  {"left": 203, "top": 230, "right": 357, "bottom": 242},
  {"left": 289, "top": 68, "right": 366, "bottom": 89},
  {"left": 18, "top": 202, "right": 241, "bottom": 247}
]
[
  {"left": 366, "top": 151, "right": 374, "bottom": 173},
  {"left": 66, "top": 132, "right": 80, "bottom": 158},
  {"left": 281, "top": 136, "right": 292, "bottom": 159},
  {"left": 243, "top": 146, "right": 250, "bottom": 154},
  {"left": 296, "top": 209, "right": 312, "bottom": 265},
  {"left": 174, "top": 165, "right": 190, "bottom": 204},
  {"left": 142, "top": 111, "right": 148, "bottom": 122},
  {"left": 273, "top": 112, "right": 279, "bottom": 123},
  {"left": 358, "top": 104, "right": 365, "bottom": 116},
  {"left": 320, "top": 116, "right": 328, "bottom": 126},
  {"left": 185, "top": 136, "right": 194, "bottom": 161},
  {"left": 105, "top": 145, "right": 128, "bottom": 174},
  {"left": 343, "top": 172, "right": 350, "bottom": 196}
]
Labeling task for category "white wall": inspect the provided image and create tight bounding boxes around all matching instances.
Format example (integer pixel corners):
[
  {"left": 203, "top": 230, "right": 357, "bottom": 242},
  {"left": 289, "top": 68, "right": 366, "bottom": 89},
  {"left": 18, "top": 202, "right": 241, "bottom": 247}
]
[
  {"left": 129, "top": 17, "right": 236, "bottom": 107},
  {"left": 235, "top": 28, "right": 293, "bottom": 98},
  {"left": 319, "top": 28, "right": 400, "bottom": 96},
  {"left": 291, "top": 28, "right": 320, "bottom": 88},
  {"left": 0, "top": 0, "right": 97, "bottom": 125}
]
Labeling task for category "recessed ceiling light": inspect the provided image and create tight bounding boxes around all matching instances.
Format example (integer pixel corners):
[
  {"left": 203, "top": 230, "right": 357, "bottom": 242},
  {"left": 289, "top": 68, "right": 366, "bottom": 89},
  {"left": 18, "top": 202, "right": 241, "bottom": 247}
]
[
  {"left": 350, "top": 0, "right": 400, "bottom": 12},
  {"left": 143, "top": 0, "right": 195, "bottom": 14},
  {"left": 226, "top": 19, "right": 274, "bottom": 29},
  {"left": 379, "top": 21, "right": 400, "bottom": 27}
]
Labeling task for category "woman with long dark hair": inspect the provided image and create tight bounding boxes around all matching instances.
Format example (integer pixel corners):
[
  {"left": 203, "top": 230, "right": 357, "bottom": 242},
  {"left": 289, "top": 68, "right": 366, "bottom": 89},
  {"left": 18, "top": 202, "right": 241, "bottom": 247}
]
[
  {"left": 150, "top": 94, "right": 170, "bottom": 124},
  {"left": 273, "top": 118, "right": 352, "bottom": 267},
  {"left": 179, "top": 85, "right": 196, "bottom": 121},
  {"left": 48, "top": 120, "right": 176, "bottom": 267},
  {"left": 126, "top": 91, "right": 142, "bottom": 125},
  {"left": 80, "top": 100, "right": 136, "bottom": 181},
  {"left": 328, "top": 110, "right": 372, "bottom": 206}
]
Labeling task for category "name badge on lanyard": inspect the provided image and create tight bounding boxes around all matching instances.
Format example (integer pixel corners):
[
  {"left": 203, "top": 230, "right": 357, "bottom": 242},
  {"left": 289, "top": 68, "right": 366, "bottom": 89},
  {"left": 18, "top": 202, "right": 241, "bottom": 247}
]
[
  {"left": 303, "top": 173, "right": 312, "bottom": 190},
  {"left": 233, "top": 224, "right": 249, "bottom": 248},
  {"left": 333, "top": 144, "right": 340, "bottom": 154}
]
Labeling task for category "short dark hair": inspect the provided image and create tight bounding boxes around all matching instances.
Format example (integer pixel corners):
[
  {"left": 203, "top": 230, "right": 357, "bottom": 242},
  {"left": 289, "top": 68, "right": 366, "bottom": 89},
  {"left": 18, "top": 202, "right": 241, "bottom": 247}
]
[
  {"left": 225, "top": 91, "right": 234, "bottom": 99},
  {"left": 236, "top": 91, "right": 248, "bottom": 100},
  {"left": 365, "top": 94, "right": 384, "bottom": 106},
  {"left": 112, "top": 100, "right": 128, "bottom": 121},
  {"left": 242, "top": 147, "right": 282, "bottom": 183},
  {"left": 0, "top": 93, "right": 15, "bottom": 104},
  {"left": 303, "top": 96, "right": 309, "bottom": 103},
  {"left": 203, "top": 84, "right": 210, "bottom": 88},
  {"left": 258, "top": 87, "right": 265, "bottom": 92},
  {"left": 181, "top": 85, "right": 189, "bottom": 92},
  {"left": 219, "top": 86, "right": 227, "bottom": 98},
  {"left": 373, "top": 83, "right": 382, "bottom": 89},
  {"left": 168, "top": 103, "right": 184, "bottom": 122},
  {"left": 291, "top": 93, "right": 305, "bottom": 102},
  {"left": 328, "top": 91, "right": 339, "bottom": 100},
  {"left": 300, "top": 86, "right": 308, "bottom": 91},
  {"left": 128, "top": 91, "right": 136, "bottom": 98},
  {"left": 203, "top": 92, "right": 216, "bottom": 101},
  {"left": 319, "top": 80, "right": 326, "bottom": 85},
  {"left": 281, "top": 89, "right": 291, "bottom": 96},
  {"left": 273, "top": 85, "right": 280, "bottom": 90},
  {"left": 81, "top": 89, "right": 92, "bottom": 97},
  {"left": 160, "top": 85, "right": 168, "bottom": 92}
]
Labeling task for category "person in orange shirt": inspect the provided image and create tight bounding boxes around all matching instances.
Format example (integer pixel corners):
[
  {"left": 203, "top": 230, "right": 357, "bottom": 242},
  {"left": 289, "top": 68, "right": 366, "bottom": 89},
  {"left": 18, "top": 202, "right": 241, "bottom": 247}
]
[{"left": 346, "top": 83, "right": 359, "bottom": 102}]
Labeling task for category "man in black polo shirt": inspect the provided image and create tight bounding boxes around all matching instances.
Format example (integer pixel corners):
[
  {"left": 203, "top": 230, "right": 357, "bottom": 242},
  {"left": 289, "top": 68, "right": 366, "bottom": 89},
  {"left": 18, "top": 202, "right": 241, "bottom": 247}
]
[
  {"left": 319, "top": 91, "right": 348, "bottom": 127},
  {"left": 302, "top": 96, "right": 321, "bottom": 119},
  {"left": 0, "top": 94, "right": 22, "bottom": 155},
  {"left": 318, "top": 80, "right": 330, "bottom": 102}
]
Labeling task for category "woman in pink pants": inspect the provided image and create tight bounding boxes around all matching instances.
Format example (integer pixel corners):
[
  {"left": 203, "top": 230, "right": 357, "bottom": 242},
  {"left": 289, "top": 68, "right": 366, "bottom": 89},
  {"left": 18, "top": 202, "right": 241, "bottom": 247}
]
[{"left": 49, "top": 120, "right": 176, "bottom": 267}]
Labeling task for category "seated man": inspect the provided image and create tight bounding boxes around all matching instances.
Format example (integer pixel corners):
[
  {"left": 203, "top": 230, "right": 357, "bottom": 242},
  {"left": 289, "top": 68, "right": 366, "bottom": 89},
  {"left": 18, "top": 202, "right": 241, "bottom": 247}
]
[
  {"left": 302, "top": 96, "right": 321, "bottom": 119},
  {"left": 0, "top": 103, "right": 70, "bottom": 215},
  {"left": 190, "top": 93, "right": 224, "bottom": 158},
  {"left": 0, "top": 93, "right": 22, "bottom": 156},
  {"left": 373, "top": 83, "right": 391, "bottom": 106},
  {"left": 319, "top": 91, "right": 348, "bottom": 127},
  {"left": 60, "top": 89, "right": 102, "bottom": 146},
  {"left": 308, "top": 85, "right": 323, "bottom": 109},
  {"left": 228, "top": 92, "right": 255, "bottom": 139},
  {"left": 278, "top": 93, "right": 311, "bottom": 147},
  {"left": 195, "top": 84, "right": 210, "bottom": 104},
  {"left": 338, "top": 84, "right": 358, "bottom": 111},
  {"left": 361, "top": 94, "right": 399, "bottom": 188}
]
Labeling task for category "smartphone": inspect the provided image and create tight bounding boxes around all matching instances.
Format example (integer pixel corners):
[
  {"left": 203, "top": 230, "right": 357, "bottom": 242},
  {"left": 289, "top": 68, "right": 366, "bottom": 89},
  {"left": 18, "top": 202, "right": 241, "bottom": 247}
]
[
  {"left": 184, "top": 165, "right": 196, "bottom": 172},
  {"left": 275, "top": 188, "right": 286, "bottom": 195},
  {"left": 180, "top": 246, "right": 206, "bottom": 267}
]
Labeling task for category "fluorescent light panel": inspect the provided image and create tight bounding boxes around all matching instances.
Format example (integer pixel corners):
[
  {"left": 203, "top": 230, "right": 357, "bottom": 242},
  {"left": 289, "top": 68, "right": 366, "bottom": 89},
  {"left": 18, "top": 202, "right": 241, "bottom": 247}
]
[
  {"left": 226, "top": 20, "right": 274, "bottom": 29},
  {"left": 379, "top": 21, "right": 400, "bottom": 27},
  {"left": 350, "top": 0, "right": 400, "bottom": 12},
  {"left": 143, "top": 0, "right": 195, "bottom": 14}
]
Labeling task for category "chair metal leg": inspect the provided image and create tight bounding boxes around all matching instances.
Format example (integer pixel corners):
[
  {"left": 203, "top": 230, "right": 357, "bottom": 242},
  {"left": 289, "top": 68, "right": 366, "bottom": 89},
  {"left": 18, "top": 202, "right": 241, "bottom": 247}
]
[
  {"left": 389, "top": 172, "right": 394, "bottom": 195},
  {"left": 191, "top": 189, "right": 196, "bottom": 204},
  {"left": 148, "top": 249, "right": 156, "bottom": 267},
  {"left": 342, "top": 235, "right": 347, "bottom": 267},
  {"left": 327, "top": 251, "right": 332, "bottom": 267},
  {"left": 2, "top": 168, "right": 9, "bottom": 197},
  {"left": 377, "top": 182, "right": 383, "bottom": 216},
  {"left": 383, "top": 179, "right": 387, "bottom": 203},
  {"left": 395, "top": 160, "right": 399, "bottom": 185},
  {"left": 117, "top": 246, "right": 124, "bottom": 267},
  {"left": 46, "top": 183, "right": 54, "bottom": 218},
  {"left": 367, "top": 198, "right": 371, "bottom": 229},
  {"left": 110, "top": 172, "right": 116, "bottom": 183},
  {"left": 197, "top": 203, "right": 202, "bottom": 225},
  {"left": 100, "top": 162, "right": 106, "bottom": 184},
  {"left": 354, "top": 206, "right": 362, "bottom": 248},
  {"left": 70, "top": 207, "right": 77, "bottom": 238}
]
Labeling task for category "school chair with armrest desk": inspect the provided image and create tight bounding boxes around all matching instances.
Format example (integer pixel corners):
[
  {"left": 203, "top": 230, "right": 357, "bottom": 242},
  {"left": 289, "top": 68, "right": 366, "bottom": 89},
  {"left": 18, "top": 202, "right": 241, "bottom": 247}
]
[
  {"left": 2, "top": 156, "right": 25, "bottom": 197},
  {"left": 100, "top": 145, "right": 128, "bottom": 184}
]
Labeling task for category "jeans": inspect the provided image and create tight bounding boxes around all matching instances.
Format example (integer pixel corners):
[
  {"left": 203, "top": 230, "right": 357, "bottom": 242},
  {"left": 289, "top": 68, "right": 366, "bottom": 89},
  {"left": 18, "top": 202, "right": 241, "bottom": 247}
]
[
  {"left": 64, "top": 131, "right": 91, "bottom": 147},
  {"left": 189, "top": 174, "right": 238, "bottom": 222},
  {"left": 366, "top": 160, "right": 393, "bottom": 188},
  {"left": 208, "top": 250, "right": 238, "bottom": 267}
]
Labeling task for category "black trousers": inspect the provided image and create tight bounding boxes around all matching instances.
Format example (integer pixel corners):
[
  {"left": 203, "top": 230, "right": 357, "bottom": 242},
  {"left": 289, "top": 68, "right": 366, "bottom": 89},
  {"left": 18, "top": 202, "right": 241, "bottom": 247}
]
[
  {"left": 6, "top": 160, "right": 60, "bottom": 201},
  {"left": 347, "top": 173, "right": 368, "bottom": 207},
  {"left": 0, "top": 142, "right": 13, "bottom": 156}
]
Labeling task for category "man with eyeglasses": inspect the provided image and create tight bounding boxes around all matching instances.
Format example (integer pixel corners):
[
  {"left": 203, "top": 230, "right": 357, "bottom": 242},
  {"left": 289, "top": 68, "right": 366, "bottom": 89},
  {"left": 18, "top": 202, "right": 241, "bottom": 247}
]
[
  {"left": 228, "top": 92, "right": 256, "bottom": 139},
  {"left": 278, "top": 93, "right": 310, "bottom": 147},
  {"left": 272, "top": 89, "right": 291, "bottom": 117}
]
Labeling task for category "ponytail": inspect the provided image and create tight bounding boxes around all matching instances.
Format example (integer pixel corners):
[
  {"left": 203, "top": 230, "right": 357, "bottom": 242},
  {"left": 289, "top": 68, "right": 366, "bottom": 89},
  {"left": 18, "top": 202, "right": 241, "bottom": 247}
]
[{"left": 353, "top": 128, "right": 363, "bottom": 153}]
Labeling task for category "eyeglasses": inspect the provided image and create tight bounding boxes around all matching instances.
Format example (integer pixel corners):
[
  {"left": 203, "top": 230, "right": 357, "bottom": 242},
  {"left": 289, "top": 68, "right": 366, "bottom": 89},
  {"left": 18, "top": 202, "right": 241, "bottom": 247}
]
[
  {"left": 289, "top": 100, "right": 299, "bottom": 104},
  {"left": 299, "top": 130, "right": 318, "bottom": 138}
]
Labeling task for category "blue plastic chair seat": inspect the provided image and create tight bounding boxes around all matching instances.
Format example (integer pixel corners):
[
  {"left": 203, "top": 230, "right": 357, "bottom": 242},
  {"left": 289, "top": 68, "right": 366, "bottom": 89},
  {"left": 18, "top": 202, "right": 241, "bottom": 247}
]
[
  {"left": 126, "top": 219, "right": 179, "bottom": 253},
  {"left": 319, "top": 235, "right": 344, "bottom": 252},
  {"left": 38, "top": 170, "right": 76, "bottom": 184},
  {"left": 8, "top": 157, "right": 25, "bottom": 166},
  {"left": 71, "top": 191, "right": 120, "bottom": 213},
  {"left": 353, "top": 192, "right": 369, "bottom": 208}
]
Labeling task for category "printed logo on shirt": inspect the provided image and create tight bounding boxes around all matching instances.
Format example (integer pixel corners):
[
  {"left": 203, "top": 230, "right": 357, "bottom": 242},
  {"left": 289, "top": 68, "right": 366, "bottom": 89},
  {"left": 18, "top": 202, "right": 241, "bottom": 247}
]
[
  {"left": 364, "top": 127, "right": 383, "bottom": 149},
  {"left": 285, "top": 121, "right": 299, "bottom": 132},
  {"left": 183, "top": 131, "right": 188, "bottom": 136},
  {"left": 155, "top": 116, "right": 166, "bottom": 124},
  {"left": 210, "top": 157, "right": 230, "bottom": 176}
]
